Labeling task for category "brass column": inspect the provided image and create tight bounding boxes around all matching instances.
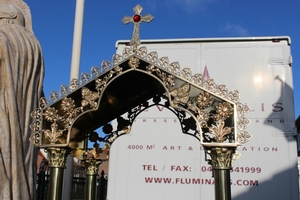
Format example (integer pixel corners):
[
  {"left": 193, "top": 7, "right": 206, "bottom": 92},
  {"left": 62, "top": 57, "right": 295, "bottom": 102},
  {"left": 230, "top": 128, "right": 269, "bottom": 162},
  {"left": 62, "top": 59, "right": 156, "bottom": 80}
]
[
  {"left": 46, "top": 148, "right": 71, "bottom": 200},
  {"left": 84, "top": 159, "right": 102, "bottom": 200},
  {"left": 206, "top": 147, "right": 235, "bottom": 200}
]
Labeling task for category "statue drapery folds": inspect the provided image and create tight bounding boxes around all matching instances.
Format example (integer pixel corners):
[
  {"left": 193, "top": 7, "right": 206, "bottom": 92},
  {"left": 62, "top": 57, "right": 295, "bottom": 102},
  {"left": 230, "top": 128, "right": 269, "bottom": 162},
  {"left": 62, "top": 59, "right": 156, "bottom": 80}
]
[{"left": 0, "top": 0, "right": 44, "bottom": 199}]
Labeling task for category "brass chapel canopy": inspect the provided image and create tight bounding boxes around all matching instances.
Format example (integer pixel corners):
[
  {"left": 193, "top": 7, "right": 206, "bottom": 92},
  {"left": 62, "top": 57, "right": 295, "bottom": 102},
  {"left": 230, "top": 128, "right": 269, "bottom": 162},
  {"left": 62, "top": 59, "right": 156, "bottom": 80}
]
[{"left": 29, "top": 4, "right": 251, "bottom": 161}]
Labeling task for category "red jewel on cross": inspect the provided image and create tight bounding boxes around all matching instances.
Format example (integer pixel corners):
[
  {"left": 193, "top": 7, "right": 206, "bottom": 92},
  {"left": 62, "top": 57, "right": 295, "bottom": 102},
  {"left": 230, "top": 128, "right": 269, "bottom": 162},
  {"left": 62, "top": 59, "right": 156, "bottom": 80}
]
[{"left": 133, "top": 15, "right": 141, "bottom": 22}]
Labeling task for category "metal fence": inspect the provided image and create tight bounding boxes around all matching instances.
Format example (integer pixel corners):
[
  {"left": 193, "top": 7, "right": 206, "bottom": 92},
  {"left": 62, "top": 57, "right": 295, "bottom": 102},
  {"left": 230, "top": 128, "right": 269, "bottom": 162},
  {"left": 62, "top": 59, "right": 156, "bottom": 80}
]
[{"left": 36, "top": 170, "right": 107, "bottom": 200}]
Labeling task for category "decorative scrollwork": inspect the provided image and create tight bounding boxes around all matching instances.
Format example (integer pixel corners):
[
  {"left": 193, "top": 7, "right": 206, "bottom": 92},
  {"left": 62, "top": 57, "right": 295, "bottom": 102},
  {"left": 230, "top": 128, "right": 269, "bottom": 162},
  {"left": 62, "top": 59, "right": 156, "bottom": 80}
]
[
  {"left": 206, "top": 147, "right": 235, "bottom": 169},
  {"left": 43, "top": 122, "right": 64, "bottom": 144},
  {"left": 147, "top": 51, "right": 158, "bottom": 63},
  {"left": 30, "top": 38, "right": 251, "bottom": 166},
  {"left": 157, "top": 57, "right": 169, "bottom": 69},
  {"left": 237, "top": 130, "right": 252, "bottom": 143},
  {"left": 136, "top": 46, "right": 147, "bottom": 58},
  {"left": 170, "top": 83, "right": 190, "bottom": 106},
  {"left": 46, "top": 148, "right": 70, "bottom": 168},
  {"left": 146, "top": 65, "right": 175, "bottom": 89},
  {"left": 216, "top": 85, "right": 228, "bottom": 97},
  {"left": 237, "top": 117, "right": 251, "bottom": 130},
  {"left": 80, "top": 72, "right": 91, "bottom": 84},
  {"left": 168, "top": 62, "right": 180, "bottom": 74},
  {"left": 215, "top": 102, "right": 233, "bottom": 120},
  {"left": 191, "top": 73, "right": 203, "bottom": 85},
  {"left": 83, "top": 159, "right": 102, "bottom": 176},
  {"left": 112, "top": 54, "right": 123, "bottom": 65},
  {"left": 128, "top": 56, "right": 140, "bottom": 68},
  {"left": 203, "top": 79, "right": 217, "bottom": 93},
  {"left": 228, "top": 90, "right": 240, "bottom": 103},
  {"left": 70, "top": 78, "right": 79, "bottom": 91},
  {"left": 95, "top": 71, "right": 114, "bottom": 92},
  {"left": 208, "top": 120, "right": 233, "bottom": 143},
  {"left": 123, "top": 47, "right": 133, "bottom": 59},
  {"left": 61, "top": 97, "right": 75, "bottom": 113},
  {"left": 196, "top": 92, "right": 212, "bottom": 109},
  {"left": 180, "top": 68, "right": 192, "bottom": 80},
  {"left": 81, "top": 87, "right": 100, "bottom": 109},
  {"left": 43, "top": 107, "right": 60, "bottom": 122}
]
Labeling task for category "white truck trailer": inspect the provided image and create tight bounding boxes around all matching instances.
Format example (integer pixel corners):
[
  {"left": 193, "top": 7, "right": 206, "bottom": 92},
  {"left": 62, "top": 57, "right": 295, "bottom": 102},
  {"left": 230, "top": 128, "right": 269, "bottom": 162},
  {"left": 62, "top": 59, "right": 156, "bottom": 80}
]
[{"left": 107, "top": 37, "right": 298, "bottom": 200}]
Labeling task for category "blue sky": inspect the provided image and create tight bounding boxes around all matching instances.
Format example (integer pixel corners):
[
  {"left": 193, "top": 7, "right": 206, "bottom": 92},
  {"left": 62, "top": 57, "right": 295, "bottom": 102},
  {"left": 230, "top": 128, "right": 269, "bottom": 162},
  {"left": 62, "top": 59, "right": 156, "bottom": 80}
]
[{"left": 25, "top": 0, "right": 300, "bottom": 118}]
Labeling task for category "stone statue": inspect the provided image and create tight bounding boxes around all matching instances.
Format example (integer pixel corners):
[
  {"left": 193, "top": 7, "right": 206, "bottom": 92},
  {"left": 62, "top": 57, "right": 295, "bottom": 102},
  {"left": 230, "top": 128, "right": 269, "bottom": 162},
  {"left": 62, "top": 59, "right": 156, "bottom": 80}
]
[{"left": 0, "top": 0, "right": 44, "bottom": 199}]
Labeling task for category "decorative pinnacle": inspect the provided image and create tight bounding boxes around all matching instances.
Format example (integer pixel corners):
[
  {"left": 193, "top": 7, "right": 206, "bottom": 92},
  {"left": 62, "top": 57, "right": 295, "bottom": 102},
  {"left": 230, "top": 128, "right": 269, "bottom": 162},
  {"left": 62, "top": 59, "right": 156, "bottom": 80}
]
[{"left": 122, "top": 4, "right": 154, "bottom": 51}]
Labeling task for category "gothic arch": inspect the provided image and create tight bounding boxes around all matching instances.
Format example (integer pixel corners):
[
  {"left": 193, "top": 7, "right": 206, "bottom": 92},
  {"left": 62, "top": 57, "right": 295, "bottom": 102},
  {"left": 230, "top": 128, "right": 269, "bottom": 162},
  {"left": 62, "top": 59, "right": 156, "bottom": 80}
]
[{"left": 30, "top": 45, "right": 251, "bottom": 160}]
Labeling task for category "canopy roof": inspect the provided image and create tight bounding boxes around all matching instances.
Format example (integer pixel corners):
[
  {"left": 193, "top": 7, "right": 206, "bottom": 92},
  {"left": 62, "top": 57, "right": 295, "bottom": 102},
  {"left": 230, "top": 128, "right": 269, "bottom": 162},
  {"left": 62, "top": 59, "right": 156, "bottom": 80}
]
[{"left": 29, "top": 4, "right": 251, "bottom": 160}]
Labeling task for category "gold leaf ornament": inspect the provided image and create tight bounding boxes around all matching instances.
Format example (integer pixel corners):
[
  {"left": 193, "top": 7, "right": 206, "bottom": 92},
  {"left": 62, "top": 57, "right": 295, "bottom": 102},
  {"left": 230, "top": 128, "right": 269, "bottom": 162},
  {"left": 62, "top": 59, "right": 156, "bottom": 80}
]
[
  {"left": 196, "top": 92, "right": 213, "bottom": 109},
  {"left": 43, "top": 107, "right": 59, "bottom": 122},
  {"left": 170, "top": 83, "right": 190, "bottom": 106},
  {"left": 81, "top": 87, "right": 100, "bottom": 108},
  {"left": 43, "top": 122, "right": 64, "bottom": 144},
  {"left": 216, "top": 102, "right": 233, "bottom": 120},
  {"left": 209, "top": 120, "right": 232, "bottom": 143},
  {"left": 61, "top": 97, "right": 75, "bottom": 113}
]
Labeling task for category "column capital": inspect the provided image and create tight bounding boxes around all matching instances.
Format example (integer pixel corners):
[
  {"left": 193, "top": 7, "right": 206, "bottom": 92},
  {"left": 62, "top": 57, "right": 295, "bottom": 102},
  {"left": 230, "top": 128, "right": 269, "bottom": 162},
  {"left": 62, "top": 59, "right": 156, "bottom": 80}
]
[
  {"left": 206, "top": 147, "right": 235, "bottom": 170},
  {"left": 45, "top": 148, "right": 71, "bottom": 168}
]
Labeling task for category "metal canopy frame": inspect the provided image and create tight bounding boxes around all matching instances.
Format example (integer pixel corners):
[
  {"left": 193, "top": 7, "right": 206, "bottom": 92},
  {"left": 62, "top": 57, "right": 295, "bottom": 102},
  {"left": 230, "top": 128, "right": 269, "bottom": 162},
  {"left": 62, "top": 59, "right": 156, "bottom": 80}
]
[
  {"left": 29, "top": 4, "right": 251, "bottom": 200},
  {"left": 30, "top": 47, "right": 251, "bottom": 150}
]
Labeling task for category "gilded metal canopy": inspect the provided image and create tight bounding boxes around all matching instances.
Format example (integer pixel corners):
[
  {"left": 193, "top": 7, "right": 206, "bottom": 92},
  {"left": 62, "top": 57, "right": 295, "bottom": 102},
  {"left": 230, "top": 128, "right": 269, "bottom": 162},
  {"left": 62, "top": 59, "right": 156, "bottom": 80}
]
[{"left": 29, "top": 4, "right": 251, "bottom": 161}]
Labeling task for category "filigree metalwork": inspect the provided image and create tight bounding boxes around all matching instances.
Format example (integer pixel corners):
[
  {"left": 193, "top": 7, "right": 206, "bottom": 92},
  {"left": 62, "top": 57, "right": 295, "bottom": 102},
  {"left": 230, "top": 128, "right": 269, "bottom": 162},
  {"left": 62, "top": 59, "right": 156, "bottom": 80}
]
[
  {"left": 216, "top": 102, "right": 233, "bottom": 120},
  {"left": 80, "top": 72, "right": 91, "bottom": 84},
  {"left": 236, "top": 102, "right": 250, "bottom": 117},
  {"left": 136, "top": 46, "right": 147, "bottom": 58},
  {"left": 170, "top": 83, "right": 190, "bottom": 106},
  {"left": 197, "top": 110, "right": 210, "bottom": 128},
  {"left": 81, "top": 87, "right": 100, "bottom": 109},
  {"left": 146, "top": 65, "right": 175, "bottom": 89},
  {"left": 46, "top": 148, "right": 70, "bottom": 168},
  {"left": 89, "top": 144, "right": 103, "bottom": 159},
  {"left": 30, "top": 29, "right": 251, "bottom": 164},
  {"left": 191, "top": 73, "right": 203, "bottom": 85},
  {"left": 157, "top": 57, "right": 169, "bottom": 69},
  {"left": 95, "top": 71, "right": 114, "bottom": 92},
  {"left": 147, "top": 51, "right": 158, "bottom": 63},
  {"left": 168, "top": 62, "right": 180, "bottom": 74},
  {"left": 128, "top": 56, "right": 140, "bottom": 68},
  {"left": 208, "top": 120, "right": 233, "bottom": 143},
  {"left": 30, "top": 108, "right": 42, "bottom": 144},
  {"left": 43, "top": 122, "right": 64, "bottom": 144},
  {"left": 70, "top": 78, "right": 79, "bottom": 91},
  {"left": 180, "top": 68, "right": 192, "bottom": 80},
  {"left": 123, "top": 47, "right": 133, "bottom": 59},
  {"left": 203, "top": 79, "right": 217, "bottom": 92},
  {"left": 61, "top": 97, "right": 75, "bottom": 113},
  {"left": 84, "top": 159, "right": 102, "bottom": 176},
  {"left": 60, "top": 85, "right": 70, "bottom": 96},
  {"left": 30, "top": 44, "right": 252, "bottom": 149},
  {"left": 122, "top": 4, "right": 154, "bottom": 51},
  {"left": 237, "top": 117, "right": 251, "bottom": 130},
  {"left": 43, "top": 107, "right": 59, "bottom": 122},
  {"left": 206, "top": 147, "right": 235, "bottom": 170},
  {"left": 237, "top": 130, "right": 251, "bottom": 143},
  {"left": 228, "top": 90, "right": 240, "bottom": 103},
  {"left": 216, "top": 85, "right": 228, "bottom": 97},
  {"left": 196, "top": 92, "right": 212, "bottom": 109},
  {"left": 112, "top": 54, "right": 123, "bottom": 65}
]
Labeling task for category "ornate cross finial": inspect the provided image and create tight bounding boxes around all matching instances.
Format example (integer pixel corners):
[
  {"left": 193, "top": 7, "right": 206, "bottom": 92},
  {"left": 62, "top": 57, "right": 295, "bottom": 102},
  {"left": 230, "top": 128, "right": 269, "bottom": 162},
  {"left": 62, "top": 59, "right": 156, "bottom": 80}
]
[{"left": 122, "top": 4, "right": 154, "bottom": 51}]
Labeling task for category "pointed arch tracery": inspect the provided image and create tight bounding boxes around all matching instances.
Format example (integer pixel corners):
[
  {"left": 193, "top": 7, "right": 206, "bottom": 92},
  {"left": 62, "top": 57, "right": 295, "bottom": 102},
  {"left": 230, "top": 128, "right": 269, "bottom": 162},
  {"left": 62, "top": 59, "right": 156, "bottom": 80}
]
[{"left": 30, "top": 45, "right": 251, "bottom": 161}]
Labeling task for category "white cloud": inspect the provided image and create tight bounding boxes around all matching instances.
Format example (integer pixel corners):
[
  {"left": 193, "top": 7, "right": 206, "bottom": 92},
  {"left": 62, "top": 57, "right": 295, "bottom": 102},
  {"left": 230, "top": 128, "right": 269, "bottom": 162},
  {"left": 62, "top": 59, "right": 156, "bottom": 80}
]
[
  {"left": 144, "top": 0, "right": 214, "bottom": 14},
  {"left": 145, "top": 0, "right": 159, "bottom": 10},
  {"left": 221, "top": 23, "right": 250, "bottom": 36},
  {"left": 171, "top": 0, "right": 214, "bottom": 14}
]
